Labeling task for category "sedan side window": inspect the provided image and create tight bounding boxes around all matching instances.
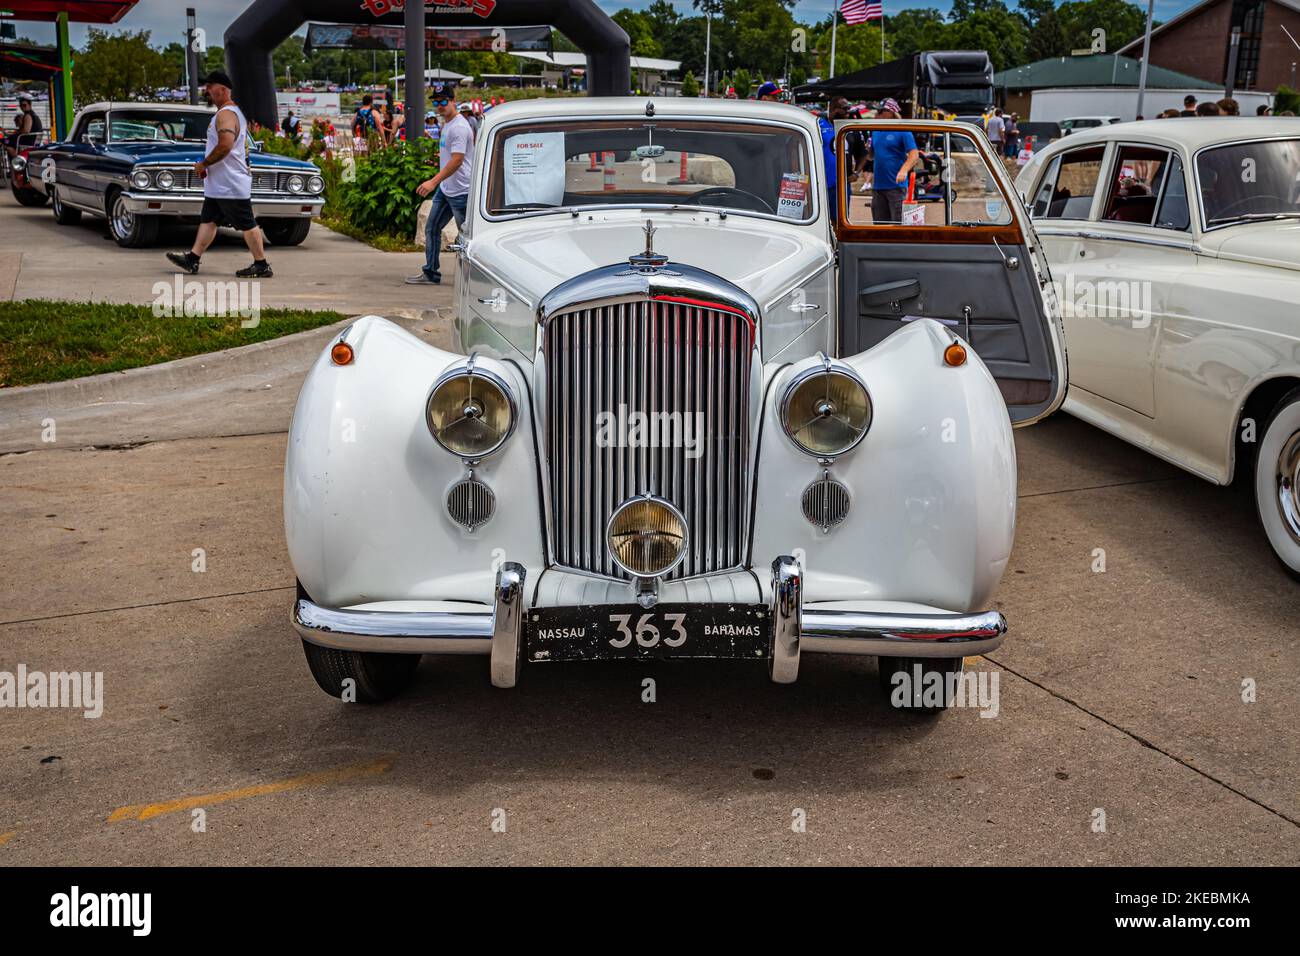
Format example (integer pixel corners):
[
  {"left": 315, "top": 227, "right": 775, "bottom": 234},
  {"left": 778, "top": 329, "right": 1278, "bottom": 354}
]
[
  {"left": 1031, "top": 146, "right": 1105, "bottom": 220},
  {"left": 1102, "top": 145, "right": 1188, "bottom": 229},
  {"left": 1154, "top": 155, "right": 1191, "bottom": 231},
  {"left": 81, "top": 117, "right": 106, "bottom": 145}
]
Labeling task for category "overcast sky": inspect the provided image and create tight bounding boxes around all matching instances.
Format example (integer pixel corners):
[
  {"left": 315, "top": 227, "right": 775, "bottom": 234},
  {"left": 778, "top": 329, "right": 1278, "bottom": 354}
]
[{"left": 12, "top": 0, "right": 1200, "bottom": 50}]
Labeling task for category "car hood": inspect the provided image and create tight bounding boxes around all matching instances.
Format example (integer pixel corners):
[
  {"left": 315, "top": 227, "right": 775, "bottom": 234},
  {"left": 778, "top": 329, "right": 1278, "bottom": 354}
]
[
  {"left": 469, "top": 209, "right": 832, "bottom": 309},
  {"left": 1200, "top": 220, "right": 1300, "bottom": 272},
  {"left": 111, "top": 141, "right": 316, "bottom": 170}
]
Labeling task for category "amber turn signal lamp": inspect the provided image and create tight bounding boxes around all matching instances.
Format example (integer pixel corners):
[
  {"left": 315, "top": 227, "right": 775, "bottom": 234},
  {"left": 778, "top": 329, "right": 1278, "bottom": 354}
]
[
  {"left": 943, "top": 343, "right": 967, "bottom": 367},
  {"left": 331, "top": 342, "right": 355, "bottom": 366}
]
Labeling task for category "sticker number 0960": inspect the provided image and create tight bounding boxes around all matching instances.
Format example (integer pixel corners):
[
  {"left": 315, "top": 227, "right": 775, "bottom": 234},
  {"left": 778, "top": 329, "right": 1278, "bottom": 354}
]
[{"left": 609, "top": 613, "right": 687, "bottom": 649}]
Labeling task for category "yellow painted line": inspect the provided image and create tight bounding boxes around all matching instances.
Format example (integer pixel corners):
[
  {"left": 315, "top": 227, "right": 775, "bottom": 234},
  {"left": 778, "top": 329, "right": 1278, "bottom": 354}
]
[
  {"left": 107, "top": 754, "right": 395, "bottom": 823},
  {"left": 0, "top": 830, "right": 17, "bottom": 847}
]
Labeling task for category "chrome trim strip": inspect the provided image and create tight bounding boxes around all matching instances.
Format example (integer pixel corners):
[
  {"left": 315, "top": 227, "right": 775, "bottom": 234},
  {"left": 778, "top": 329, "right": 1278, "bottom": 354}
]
[
  {"left": 292, "top": 600, "right": 493, "bottom": 655},
  {"left": 801, "top": 608, "right": 1007, "bottom": 658},
  {"left": 769, "top": 556, "right": 802, "bottom": 684},
  {"left": 489, "top": 562, "right": 526, "bottom": 688},
  {"left": 1033, "top": 226, "right": 1199, "bottom": 252}
]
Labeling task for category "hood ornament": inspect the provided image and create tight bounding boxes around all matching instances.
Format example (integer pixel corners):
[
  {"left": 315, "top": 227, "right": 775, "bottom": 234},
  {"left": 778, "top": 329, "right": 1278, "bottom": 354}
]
[{"left": 624, "top": 219, "right": 676, "bottom": 275}]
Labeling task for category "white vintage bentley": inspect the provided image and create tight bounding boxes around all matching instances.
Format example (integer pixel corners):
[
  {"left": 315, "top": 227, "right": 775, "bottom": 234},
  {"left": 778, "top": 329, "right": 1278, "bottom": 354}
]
[
  {"left": 285, "top": 98, "right": 1066, "bottom": 709},
  {"left": 1016, "top": 119, "right": 1300, "bottom": 579}
]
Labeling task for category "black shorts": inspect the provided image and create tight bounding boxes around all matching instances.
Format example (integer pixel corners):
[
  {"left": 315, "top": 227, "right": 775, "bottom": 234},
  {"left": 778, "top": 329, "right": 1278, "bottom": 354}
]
[{"left": 201, "top": 196, "right": 258, "bottom": 231}]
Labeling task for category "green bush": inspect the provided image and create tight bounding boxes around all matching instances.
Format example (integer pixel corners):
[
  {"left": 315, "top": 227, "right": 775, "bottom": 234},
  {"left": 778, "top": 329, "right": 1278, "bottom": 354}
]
[
  {"left": 252, "top": 126, "right": 309, "bottom": 161},
  {"left": 1275, "top": 86, "right": 1300, "bottom": 115},
  {"left": 336, "top": 135, "right": 439, "bottom": 239},
  {"left": 681, "top": 72, "right": 699, "bottom": 98}
]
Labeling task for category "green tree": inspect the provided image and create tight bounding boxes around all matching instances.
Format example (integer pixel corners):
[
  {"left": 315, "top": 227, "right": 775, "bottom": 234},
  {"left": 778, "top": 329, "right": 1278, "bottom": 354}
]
[
  {"left": 946, "top": 8, "right": 1029, "bottom": 72},
  {"left": 1054, "top": 0, "right": 1149, "bottom": 55},
  {"left": 681, "top": 71, "right": 700, "bottom": 97},
  {"left": 814, "top": 22, "right": 887, "bottom": 76},
  {"left": 732, "top": 67, "right": 753, "bottom": 98},
  {"left": 73, "top": 28, "right": 170, "bottom": 102},
  {"left": 612, "top": 8, "right": 664, "bottom": 58},
  {"left": 883, "top": 8, "right": 950, "bottom": 58},
  {"left": 733, "top": 0, "right": 799, "bottom": 80}
]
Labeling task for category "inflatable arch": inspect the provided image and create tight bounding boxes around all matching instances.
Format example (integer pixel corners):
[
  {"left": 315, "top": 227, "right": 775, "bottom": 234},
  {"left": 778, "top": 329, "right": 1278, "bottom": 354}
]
[{"left": 226, "top": 0, "right": 632, "bottom": 130}]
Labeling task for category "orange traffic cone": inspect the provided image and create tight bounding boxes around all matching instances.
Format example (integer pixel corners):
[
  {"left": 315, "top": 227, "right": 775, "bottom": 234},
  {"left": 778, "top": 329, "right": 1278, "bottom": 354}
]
[
  {"left": 669, "top": 151, "right": 690, "bottom": 185},
  {"left": 588, "top": 152, "right": 600, "bottom": 171}
]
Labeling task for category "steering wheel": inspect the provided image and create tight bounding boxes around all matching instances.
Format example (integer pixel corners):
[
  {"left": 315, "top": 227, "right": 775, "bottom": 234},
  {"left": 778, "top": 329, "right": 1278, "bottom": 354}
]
[
  {"left": 689, "top": 186, "right": 775, "bottom": 215},
  {"left": 1210, "top": 194, "right": 1287, "bottom": 218}
]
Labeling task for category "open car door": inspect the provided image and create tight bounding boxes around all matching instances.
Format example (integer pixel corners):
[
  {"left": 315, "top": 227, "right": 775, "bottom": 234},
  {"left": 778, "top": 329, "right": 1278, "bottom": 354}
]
[{"left": 835, "top": 120, "right": 1066, "bottom": 426}]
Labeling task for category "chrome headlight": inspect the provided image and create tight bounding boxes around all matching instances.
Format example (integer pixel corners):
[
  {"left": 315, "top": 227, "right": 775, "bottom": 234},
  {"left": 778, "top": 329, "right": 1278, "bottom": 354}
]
[
  {"left": 307, "top": 175, "right": 324, "bottom": 194},
  {"left": 130, "top": 169, "right": 152, "bottom": 190},
  {"left": 155, "top": 170, "right": 175, "bottom": 190},
  {"left": 606, "top": 495, "right": 688, "bottom": 578},
  {"left": 11, "top": 156, "right": 26, "bottom": 172},
  {"left": 286, "top": 174, "right": 305, "bottom": 193},
  {"left": 425, "top": 365, "right": 516, "bottom": 460},
  {"left": 780, "top": 361, "right": 872, "bottom": 458}
]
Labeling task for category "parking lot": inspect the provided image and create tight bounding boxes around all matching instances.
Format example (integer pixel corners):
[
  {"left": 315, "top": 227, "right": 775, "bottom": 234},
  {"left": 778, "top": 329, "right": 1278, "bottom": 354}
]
[{"left": 1, "top": 322, "right": 1297, "bottom": 864}]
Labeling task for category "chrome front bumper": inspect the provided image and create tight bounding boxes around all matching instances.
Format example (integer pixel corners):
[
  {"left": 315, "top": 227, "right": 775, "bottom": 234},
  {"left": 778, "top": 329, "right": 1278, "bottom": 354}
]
[
  {"left": 292, "top": 557, "right": 1007, "bottom": 687},
  {"left": 121, "top": 193, "right": 323, "bottom": 218}
]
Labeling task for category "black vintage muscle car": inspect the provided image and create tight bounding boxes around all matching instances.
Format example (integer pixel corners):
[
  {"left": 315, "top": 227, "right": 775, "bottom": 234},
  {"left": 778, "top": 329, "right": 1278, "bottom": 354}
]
[{"left": 25, "top": 102, "right": 324, "bottom": 247}]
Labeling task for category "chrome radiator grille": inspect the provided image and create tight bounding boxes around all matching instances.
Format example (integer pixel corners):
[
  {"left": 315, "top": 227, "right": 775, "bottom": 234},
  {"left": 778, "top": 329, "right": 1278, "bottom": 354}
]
[{"left": 544, "top": 299, "right": 753, "bottom": 579}]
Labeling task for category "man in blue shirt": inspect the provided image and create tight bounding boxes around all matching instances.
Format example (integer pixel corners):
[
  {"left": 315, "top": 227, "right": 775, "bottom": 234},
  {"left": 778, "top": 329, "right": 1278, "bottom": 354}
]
[{"left": 870, "top": 98, "right": 920, "bottom": 224}]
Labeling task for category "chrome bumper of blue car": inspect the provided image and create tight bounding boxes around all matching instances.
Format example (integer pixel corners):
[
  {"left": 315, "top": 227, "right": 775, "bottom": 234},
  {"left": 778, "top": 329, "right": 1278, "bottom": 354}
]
[
  {"left": 122, "top": 193, "right": 323, "bottom": 217},
  {"left": 293, "top": 556, "right": 1007, "bottom": 687}
]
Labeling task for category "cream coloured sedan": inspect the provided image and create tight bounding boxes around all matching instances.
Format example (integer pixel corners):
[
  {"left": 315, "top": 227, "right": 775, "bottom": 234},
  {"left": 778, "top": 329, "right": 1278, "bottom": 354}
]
[{"left": 1017, "top": 118, "right": 1300, "bottom": 578}]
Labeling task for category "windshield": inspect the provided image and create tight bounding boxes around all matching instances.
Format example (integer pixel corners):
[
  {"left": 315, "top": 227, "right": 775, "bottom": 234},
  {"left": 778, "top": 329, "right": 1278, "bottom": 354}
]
[
  {"left": 1197, "top": 138, "right": 1300, "bottom": 226},
  {"left": 485, "top": 119, "right": 814, "bottom": 221},
  {"left": 933, "top": 88, "right": 991, "bottom": 111},
  {"left": 109, "top": 110, "right": 210, "bottom": 143}
]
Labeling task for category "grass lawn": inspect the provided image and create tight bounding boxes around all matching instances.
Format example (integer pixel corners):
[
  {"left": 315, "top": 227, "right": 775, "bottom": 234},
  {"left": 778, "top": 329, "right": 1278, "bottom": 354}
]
[{"left": 0, "top": 299, "right": 347, "bottom": 388}]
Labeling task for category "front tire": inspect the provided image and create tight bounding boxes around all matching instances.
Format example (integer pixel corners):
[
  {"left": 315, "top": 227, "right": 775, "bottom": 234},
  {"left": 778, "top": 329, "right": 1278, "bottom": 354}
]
[
  {"left": 107, "top": 189, "right": 159, "bottom": 247},
  {"left": 11, "top": 182, "right": 48, "bottom": 207},
  {"left": 262, "top": 218, "right": 311, "bottom": 246},
  {"left": 1254, "top": 387, "right": 1300, "bottom": 581},
  {"left": 51, "top": 187, "right": 81, "bottom": 225},
  {"left": 878, "top": 656, "right": 967, "bottom": 713},
  {"left": 300, "top": 639, "right": 421, "bottom": 703}
]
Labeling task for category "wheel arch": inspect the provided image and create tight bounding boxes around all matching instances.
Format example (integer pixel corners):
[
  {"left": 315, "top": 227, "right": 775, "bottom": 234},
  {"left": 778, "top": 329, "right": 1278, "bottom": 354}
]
[{"left": 1232, "top": 374, "right": 1300, "bottom": 484}]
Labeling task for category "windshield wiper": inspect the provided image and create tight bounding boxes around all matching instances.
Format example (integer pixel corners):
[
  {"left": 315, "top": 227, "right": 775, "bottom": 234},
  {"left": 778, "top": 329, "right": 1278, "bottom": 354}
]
[{"left": 1206, "top": 212, "right": 1300, "bottom": 225}]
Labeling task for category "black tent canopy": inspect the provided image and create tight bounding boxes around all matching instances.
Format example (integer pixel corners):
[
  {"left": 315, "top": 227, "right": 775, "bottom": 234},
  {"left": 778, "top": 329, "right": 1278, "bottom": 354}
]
[{"left": 793, "top": 58, "right": 917, "bottom": 104}]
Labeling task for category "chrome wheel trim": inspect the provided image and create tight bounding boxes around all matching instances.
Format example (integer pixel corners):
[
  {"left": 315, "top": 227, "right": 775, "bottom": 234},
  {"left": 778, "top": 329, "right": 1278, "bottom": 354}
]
[
  {"left": 51, "top": 189, "right": 63, "bottom": 216},
  {"left": 111, "top": 195, "right": 133, "bottom": 239},
  {"left": 1276, "top": 429, "right": 1300, "bottom": 547}
]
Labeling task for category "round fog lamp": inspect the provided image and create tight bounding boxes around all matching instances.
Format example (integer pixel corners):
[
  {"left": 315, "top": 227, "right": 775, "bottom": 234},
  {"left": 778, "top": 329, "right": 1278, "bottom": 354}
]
[
  {"left": 606, "top": 495, "right": 688, "bottom": 578},
  {"left": 425, "top": 367, "right": 515, "bottom": 460},
  {"left": 130, "top": 170, "right": 152, "bottom": 190},
  {"left": 780, "top": 364, "right": 872, "bottom": 458}
]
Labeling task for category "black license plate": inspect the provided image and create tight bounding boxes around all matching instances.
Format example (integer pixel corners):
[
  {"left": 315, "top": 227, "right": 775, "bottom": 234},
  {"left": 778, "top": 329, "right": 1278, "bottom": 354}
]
[{"left": 526, "top": 603, "right": 771, "bottom": 662}]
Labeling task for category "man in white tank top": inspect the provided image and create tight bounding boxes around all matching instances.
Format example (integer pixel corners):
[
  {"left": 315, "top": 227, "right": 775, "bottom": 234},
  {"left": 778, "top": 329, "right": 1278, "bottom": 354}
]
[{"left": 166, "top": 71, "right": 272, "bottom": 278}]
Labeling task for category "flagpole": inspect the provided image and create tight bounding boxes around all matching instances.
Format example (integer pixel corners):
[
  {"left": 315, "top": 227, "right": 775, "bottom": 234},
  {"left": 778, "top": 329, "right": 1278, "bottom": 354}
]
[
  {"left": 881, "top": 8, "right": 886, "bottom": 63},
  {"left": 830, "top": 0, "right": 840, "bottom": 79}
]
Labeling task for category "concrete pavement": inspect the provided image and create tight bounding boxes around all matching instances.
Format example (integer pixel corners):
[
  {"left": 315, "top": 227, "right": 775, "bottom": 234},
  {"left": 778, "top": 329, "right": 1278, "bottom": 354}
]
[
  {"left": 0, "top": 197, "right": 445, "bottom": 316},
  {"left": 1, "top": 410, "right": 1296, "bottom": 863}
]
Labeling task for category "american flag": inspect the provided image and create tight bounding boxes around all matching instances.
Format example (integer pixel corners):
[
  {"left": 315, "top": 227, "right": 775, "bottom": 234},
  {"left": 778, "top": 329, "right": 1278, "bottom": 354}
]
[{"left": 841, "top": 0, "right": 883, "bottom": 24}]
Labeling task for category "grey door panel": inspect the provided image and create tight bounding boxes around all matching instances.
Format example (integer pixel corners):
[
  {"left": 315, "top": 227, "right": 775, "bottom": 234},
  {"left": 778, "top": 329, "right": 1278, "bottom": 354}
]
[{"left": 839, "top": 240, "right": 1057, "bottom": 423}]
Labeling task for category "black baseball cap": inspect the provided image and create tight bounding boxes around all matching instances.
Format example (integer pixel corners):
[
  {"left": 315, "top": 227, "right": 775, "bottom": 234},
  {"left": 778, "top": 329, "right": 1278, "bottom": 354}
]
[{"left": 198, "top": 70, "right": 234, "bottom": 90}]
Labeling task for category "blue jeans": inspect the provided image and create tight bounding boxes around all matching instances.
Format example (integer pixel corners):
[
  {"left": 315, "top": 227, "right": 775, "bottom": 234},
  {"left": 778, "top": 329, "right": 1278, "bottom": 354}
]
[{"left": 423, "top": 187, "right": 468, "bottom": 281}]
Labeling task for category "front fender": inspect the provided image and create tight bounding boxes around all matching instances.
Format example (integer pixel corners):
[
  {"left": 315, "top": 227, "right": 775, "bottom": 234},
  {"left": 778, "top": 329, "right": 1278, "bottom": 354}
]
[
  {"left": 284, "top": 316, "right": 545, "bottom": 607},
  {"left": 751, "top": 319, "right": 1016, "bottom": 612}
]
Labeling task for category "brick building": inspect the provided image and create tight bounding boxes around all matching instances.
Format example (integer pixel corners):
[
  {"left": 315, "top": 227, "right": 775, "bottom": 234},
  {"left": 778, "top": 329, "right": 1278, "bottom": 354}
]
[{"left": 1116, "top": 0, "right": 1300, "bottom": 92}]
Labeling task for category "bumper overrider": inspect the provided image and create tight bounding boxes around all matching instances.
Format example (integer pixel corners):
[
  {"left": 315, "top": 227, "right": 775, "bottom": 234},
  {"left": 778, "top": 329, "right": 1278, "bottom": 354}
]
[
  {"left": 292, "top": 557, "right": 1007, "bottom": 688},
  {"left": 121, "top": 193, "right": 323, "bottom": 218}
]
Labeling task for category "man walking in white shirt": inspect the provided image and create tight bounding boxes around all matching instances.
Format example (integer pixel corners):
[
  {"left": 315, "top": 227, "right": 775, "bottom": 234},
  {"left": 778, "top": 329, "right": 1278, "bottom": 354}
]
[
  {"left": 407, "top": 83, "right": 474, "bottom": 285},
  {"left": 166, "top": 71, "right": 272, "bottom": 278}
]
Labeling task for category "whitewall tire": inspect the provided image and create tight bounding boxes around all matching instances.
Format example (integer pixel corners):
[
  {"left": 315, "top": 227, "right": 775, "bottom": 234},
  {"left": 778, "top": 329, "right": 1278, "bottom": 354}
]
[{"left": 1254, "top": 387, "right": 1300, "bottom": 581}]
